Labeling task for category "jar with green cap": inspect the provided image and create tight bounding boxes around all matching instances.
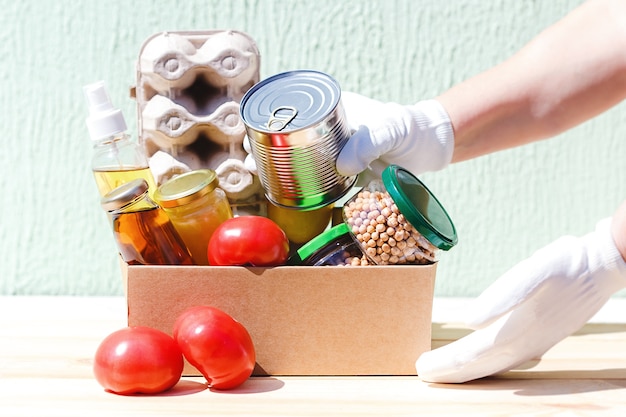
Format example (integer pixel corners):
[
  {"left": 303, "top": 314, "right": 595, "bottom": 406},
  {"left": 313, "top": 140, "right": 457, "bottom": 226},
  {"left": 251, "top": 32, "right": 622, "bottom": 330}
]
[
  {"left": 288, "top": 223, "right": 370, "bottom": 266},
  {"left": 153, "top": 169, "right": 233, "bottom": 265},
  {"left": 342, "top": 165, "right": 457, "bottom": 265}
]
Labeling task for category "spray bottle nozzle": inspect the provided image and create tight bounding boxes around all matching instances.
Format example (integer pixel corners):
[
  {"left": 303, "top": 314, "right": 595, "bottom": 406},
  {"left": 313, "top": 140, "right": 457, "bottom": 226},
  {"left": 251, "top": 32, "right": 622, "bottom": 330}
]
[
  {"left": 83, "top": 80, "right": 128, "bottom": 141},
  {"left": 84, "top": 81, "right": 115, "bottom": 115}
]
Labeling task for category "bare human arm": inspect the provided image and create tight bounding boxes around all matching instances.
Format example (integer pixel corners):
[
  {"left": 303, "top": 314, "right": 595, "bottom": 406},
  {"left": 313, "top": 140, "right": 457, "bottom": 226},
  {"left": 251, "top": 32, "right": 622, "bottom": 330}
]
[
  {"left": 442, "top": 0, "right": 626, "bottom": 163},
  {"left": 438, "top": 0, "right": 626, "bottom": 263},
  {"left": 337, "top": 1, "right": 626, "bottom": 182}
]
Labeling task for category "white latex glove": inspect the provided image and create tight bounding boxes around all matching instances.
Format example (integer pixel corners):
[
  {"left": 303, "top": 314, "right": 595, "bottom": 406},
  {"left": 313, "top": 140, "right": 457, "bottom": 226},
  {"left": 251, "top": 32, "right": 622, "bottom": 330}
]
[
  {"left": 243, "top": 92, "right": 455, "bottom": 178},
  {"left": 416, "top": 218, "right": 626, "bottom": 383},
  {"left": 336, "top": 92, "right": 455, "bottom": 177}
]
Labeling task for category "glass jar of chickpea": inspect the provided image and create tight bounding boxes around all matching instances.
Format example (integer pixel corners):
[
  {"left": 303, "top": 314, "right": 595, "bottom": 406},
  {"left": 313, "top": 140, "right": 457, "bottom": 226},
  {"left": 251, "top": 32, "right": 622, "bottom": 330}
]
[{"left": 342, "top": 165, "right": 457, "bottom": 265}]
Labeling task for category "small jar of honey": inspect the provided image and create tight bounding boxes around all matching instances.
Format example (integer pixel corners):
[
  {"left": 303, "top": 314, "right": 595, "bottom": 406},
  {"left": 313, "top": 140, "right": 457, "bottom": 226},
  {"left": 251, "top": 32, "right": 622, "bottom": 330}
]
[{"left": 153, "top": 169, "right": 233, "bottom": 265}]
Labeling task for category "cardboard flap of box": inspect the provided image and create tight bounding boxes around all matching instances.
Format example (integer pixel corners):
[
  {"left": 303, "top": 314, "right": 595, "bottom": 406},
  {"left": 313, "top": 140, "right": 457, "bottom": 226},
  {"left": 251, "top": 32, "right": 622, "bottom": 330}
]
[{"left": 124, "top": 263, "right": 436, "bottom": 376}]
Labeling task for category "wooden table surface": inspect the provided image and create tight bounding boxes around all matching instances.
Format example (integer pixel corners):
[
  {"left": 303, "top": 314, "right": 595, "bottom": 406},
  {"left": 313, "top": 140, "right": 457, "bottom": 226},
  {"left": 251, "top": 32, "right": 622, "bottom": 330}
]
[{"left": 1, "top": 296, "right": 626, "bottom": 416}]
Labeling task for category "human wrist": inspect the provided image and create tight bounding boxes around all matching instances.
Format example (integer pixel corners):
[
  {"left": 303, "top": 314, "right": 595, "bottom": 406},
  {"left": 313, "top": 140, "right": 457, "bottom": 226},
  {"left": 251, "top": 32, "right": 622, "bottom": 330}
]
[
  {"left": 587, "top": 217, "right": 626, "bottom": 293},
  {"left": 611, "top": 200, "right": 626, "bottom": 263}
]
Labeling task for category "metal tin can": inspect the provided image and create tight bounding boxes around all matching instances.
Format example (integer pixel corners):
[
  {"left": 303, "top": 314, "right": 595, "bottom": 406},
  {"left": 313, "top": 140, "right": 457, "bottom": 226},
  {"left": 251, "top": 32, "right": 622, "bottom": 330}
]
[{"left": 240, "top": 70, "right": 357, "bottom": 210}]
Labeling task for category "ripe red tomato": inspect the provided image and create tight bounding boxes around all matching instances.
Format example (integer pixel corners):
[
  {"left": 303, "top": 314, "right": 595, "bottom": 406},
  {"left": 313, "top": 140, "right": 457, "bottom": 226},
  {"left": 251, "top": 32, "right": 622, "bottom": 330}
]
[
  {"left": 207, "top": 215, "right": 289, "bottom": 266},
  {"left": 173, "top": 306, "right": 256, "bottom": 390},
  {"left": 93, "top": 326, "right": 183, "bottom": 395}
]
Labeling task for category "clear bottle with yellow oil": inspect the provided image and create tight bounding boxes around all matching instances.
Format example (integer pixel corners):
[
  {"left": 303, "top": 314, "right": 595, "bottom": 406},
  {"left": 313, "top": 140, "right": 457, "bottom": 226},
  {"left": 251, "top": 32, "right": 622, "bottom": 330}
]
[{"left": 84, "top": 80, "right": 157, "bottom": 198}]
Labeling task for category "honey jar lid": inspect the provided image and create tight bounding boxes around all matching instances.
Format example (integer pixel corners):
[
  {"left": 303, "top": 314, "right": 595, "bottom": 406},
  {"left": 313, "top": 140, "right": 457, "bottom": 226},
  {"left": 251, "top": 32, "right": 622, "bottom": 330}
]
[
  {"left": 382, "top": 165, "right": 458, "bottom": 250},
  {"left": 100, "top": 178, "right": 149, "bottom": 212},
  {"left": 154, "top": 169, "right": 220, "bottom": 208},
  {"left": 288, "top": 223, "right": 351, "bottom": 265}
]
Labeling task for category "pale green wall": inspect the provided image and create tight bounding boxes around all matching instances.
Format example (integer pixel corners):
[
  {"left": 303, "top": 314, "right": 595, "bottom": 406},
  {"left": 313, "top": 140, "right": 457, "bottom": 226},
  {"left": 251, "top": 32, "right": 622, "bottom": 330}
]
[{"left": 2, "top": 0, "right": 624, "bottom": 296}]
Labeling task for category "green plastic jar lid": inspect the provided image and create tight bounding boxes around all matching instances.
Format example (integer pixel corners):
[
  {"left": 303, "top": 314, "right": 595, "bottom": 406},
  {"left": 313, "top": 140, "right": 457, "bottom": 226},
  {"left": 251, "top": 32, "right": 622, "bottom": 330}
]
[
  {"left": 288, "top": 223, "right": 351, "bottom": 265},
  {"left": 381, "top": 165, "right": 458, "bottom": 250}
]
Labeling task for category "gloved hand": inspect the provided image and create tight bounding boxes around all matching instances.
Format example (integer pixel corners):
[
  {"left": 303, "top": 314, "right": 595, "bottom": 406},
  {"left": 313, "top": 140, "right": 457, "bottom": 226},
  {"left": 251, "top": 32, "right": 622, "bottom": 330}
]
[
  {"left": 243, "top": 92, "right": 456, "bottom": 178},
  {"left": 415, "top": 217, "right": 626, "bottom": 383},
  {"left": 335, "top": 92, "right": 455, "bottom": 177}
]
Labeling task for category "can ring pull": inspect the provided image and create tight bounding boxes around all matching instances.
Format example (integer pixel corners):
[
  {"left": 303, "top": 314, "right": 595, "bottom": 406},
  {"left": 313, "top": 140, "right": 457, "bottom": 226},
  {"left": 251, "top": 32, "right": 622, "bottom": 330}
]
[{"left": 267, "top": 106, "right": 298, "bottom": 131}]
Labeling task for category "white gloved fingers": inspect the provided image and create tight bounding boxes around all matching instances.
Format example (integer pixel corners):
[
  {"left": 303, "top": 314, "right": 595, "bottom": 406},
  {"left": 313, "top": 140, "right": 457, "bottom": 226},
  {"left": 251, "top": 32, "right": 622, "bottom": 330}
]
[
  {"left": 340, "top": 91, "right": 455, "bottom": 177},
  {"left": 416, "top": 304, "right": 559, "bottom": 383},
  {"left": 341, "top": 91, "right": 386, "bottom": 130},
  {"left": 417, "top": 293, "right": 587, "bottom": 384},
  {"left": 367, "top": 159, "right": 388, "bottom": 177},
  {"left": 339, "top": 91, "right": 387, "bottom": 176},
  {"left": 242, "top": 136, "right": 258, "bottom": 175},
  {"left": 465, "top": 236, "right": 587, "bottom": 330},
  {"left": 417, "top": 279, "right": 617, "bottom": 384},
  {"left": 338, "top": 92, "right": 399, "bottom": 176},
  {"left": 464, "top": 256, "right": 547, "bottom": 330},
  {"left": 243, "top": 153, "right": 258, "bottom": 175},
  {"left": 242, "top": 135, "right": 252, "bottom": 154},
  {"left": 418, "top": 219, "right": 626, "bottom": 384},
  {"left": 416, "top": 315, "right": 524, "bottom": 383},
  {"left": 467, "top": 221, "right": 626, "bottom": 330},
  {"left": 336, "top": 125, "right": 386, "bottom": 176},
  {"left": 352, "top": 165, "right": 385, "bottom": 187}
]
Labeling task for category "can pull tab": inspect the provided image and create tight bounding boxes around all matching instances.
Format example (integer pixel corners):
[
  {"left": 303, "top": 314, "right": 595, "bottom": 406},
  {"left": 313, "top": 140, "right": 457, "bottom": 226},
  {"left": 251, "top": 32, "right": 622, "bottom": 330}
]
[{"left": 267, "top": 106, "right": 298, "bottom": 131}]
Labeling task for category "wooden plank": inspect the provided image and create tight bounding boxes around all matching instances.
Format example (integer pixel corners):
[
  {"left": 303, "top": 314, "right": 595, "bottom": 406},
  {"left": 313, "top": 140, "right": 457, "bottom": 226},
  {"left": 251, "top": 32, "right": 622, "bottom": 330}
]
[{"left": 1, "top": 296, "right": 626, "bottom": 416}]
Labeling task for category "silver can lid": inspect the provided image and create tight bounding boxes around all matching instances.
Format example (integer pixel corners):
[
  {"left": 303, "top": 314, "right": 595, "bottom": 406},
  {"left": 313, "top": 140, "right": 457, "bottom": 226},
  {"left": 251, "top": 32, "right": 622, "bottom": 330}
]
[{"left": 240, "top": 70, "right": 341, "bottom": 133}]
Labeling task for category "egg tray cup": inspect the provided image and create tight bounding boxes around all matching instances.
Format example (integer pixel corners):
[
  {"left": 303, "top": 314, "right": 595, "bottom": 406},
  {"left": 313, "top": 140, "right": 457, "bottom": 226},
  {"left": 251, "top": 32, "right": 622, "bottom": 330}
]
[{"left": 131, "top": 30, "right": 265, "bottom": 212}]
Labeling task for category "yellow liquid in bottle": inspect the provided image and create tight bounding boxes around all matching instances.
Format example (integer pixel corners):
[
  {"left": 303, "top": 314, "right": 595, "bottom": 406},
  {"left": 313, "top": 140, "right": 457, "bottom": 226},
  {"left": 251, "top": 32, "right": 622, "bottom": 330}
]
[{"left": 93, "top": 167, "right": 158, "bottom": 198}]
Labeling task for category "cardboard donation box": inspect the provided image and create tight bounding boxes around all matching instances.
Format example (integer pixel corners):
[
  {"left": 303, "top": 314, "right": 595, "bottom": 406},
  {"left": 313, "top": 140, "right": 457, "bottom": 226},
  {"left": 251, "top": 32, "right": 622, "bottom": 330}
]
[
  {"left": 123, "top": 30, "right": 448, "bottom": 377},
  {"left": 122, "top": 263, "right": 437, "bottom": 376}
]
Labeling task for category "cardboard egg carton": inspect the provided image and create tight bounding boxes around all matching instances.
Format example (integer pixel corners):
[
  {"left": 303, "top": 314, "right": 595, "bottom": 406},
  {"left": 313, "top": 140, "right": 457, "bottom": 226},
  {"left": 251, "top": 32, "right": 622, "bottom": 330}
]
[{"left": 131, "top": 30, "right": 265, "bottom": 214}]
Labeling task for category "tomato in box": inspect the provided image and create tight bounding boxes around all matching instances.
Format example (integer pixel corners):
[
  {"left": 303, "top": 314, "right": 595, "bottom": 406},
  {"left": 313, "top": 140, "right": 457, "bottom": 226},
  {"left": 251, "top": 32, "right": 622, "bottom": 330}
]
[{"left": 207, "top": 216, "right": 289, "bottom": 266}]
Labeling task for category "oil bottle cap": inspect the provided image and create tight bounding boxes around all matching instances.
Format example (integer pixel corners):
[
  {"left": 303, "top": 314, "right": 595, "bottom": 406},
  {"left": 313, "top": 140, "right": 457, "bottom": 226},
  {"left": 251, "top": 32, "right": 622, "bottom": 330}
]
[
  {"left": 100, "top": 179, "right": 149, "bottom": 212},
  {"left": 381, "top": 165, "right": 458, "bottom": 250},
  {"left": 83, "top": 80, "right": 128, "bottom": 141},
  {"left": 153, "top": 169, "right": 220, "bottom": 208}
]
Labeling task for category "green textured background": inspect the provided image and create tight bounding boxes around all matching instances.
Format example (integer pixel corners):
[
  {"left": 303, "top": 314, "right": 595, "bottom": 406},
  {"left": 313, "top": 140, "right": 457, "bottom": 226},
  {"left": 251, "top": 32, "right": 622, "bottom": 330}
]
[{"left": 2, "top": 0, "right": 624, "bottom": 296}]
